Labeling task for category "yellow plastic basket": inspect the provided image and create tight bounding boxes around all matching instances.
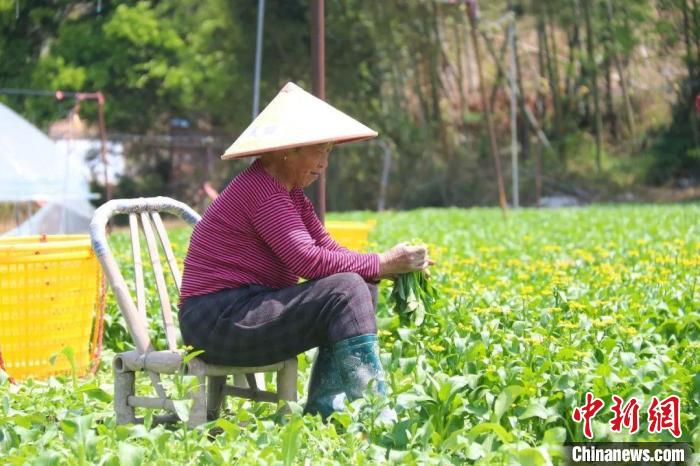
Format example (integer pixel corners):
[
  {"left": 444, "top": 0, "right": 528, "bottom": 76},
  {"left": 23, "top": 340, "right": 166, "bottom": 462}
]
[
  {"left": 325, "top": 220, "right": 376, "bottom": 251},
  {"left": 0, "top": 235, "right": 103, "bottom": 381}
]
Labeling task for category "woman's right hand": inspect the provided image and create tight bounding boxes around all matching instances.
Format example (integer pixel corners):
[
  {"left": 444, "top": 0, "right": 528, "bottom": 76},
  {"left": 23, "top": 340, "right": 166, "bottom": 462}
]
[{"left": 378, "top": 242, "right": 429, "bottom": 278}]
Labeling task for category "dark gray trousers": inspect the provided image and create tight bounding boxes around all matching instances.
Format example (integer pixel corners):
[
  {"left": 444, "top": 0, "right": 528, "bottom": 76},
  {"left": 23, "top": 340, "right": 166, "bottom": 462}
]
[{"left": 178, "top": 272, "right": 378, "bottom": 367}]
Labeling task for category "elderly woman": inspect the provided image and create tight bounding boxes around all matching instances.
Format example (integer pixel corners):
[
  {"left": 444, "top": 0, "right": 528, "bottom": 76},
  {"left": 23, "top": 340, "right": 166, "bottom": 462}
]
[{"left": 179, "top": 83, "right": 429, "bottom": 419}]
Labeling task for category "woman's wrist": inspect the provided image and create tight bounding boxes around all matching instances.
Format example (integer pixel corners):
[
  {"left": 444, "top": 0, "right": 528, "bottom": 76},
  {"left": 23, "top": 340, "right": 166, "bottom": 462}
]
[{"left": 378, "top": 251, "right": 393, "bottom": 278}]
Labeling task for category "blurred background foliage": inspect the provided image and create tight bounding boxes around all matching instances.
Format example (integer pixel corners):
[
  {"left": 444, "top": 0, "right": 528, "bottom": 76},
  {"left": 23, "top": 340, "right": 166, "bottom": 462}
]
[{"left": 0, "top": 0, "right": 698, "bottom": 210}]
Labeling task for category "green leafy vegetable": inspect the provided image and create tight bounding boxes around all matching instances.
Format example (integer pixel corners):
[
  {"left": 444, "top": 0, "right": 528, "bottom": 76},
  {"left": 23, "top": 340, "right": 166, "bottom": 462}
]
[{"left": 389, "top": 270, "right": 438, "bottom": 326}]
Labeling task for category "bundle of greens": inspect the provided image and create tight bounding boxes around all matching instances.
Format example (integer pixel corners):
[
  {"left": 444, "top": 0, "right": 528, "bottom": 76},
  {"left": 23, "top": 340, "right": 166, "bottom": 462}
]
[{"left": 388, "top": 270, "right": 438, "bottom": 326}]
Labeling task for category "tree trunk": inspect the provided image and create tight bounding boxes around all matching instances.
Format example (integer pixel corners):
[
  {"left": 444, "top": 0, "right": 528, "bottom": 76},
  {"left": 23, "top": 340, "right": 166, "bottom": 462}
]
[
  {"left": 682, "top": 0, "right": 697, "bottom": 92},
  {"left": 536, "top": 11, "right": 548, "bottom": 124},
  {"left": 508, "top": 0, "right": 529, "bottom": 162},
  {"left": 452, "top": 9, "right": 467, "bottom": 118},
  {"left": 691, "top": 0, "right": 700, "bottom": 146},
  {"left": 693, "top": 0, "right": 700, "bottom": 68},
  {"left": 547, "top": 6, "right": 563, "bottom": 116},
  {"left": 583, "top": 0, "right": 602, "bottom": 173},
  {"left": 535, "top": 8, "right": 547, "bottom": 207},
  {"left": 466, "top": 2, "right": 508, "bottom": 215},
  {"left": 508, "top": 19, "right": 519, "bottom": 208},
  {"left": 539, "top": 3, "right": 564, "bottom": 163},
  {"left": 605, "top": 0, "right": 636, "bottom": 141},
  {"left": 488, "top": 35, "right": 510, "bottom": 110},
  {"left": 427, "top": 2, "right": 450, "bottom": 204},
  {"left": 564, "top": 1, "right": 581, "bottom": 115},
  {"left": 604, "top": 54, "right": 618, "bottom": 140},
  {"left": 459, "top": 9, "right": 476, "bottom": 94}
]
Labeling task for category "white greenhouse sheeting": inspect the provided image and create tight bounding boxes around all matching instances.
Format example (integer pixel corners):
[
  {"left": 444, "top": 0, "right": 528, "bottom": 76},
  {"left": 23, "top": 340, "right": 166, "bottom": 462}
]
[
  {"left": 3, "top": 201, "right": 94, "bottom": 236},
  {"left": 0, "top": 103, "right": 96, "bottom": 236},
  {"left": 54, "top": 138, "right": 124, "bottom": 185}
]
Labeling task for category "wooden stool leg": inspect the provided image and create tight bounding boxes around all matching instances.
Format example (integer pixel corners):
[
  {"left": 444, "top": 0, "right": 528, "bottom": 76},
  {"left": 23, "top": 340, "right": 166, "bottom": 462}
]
[
  {"left": 207, "top": 375, "right": 226, "bottom": 421},
  {"left": 188, "top": 375, "right": 207, "bottom": 428},
  {"left": 277, "top": 357, "right": 298, "bottom": 402},
  {"left": 254, "top": 373, "right": 265, "bottom": 389},
  {"left": 233, "top": 374, "right": 248, "bottom": 388},
  {"left": 114, "top": 369, "right": 136, "bottom": 424}
]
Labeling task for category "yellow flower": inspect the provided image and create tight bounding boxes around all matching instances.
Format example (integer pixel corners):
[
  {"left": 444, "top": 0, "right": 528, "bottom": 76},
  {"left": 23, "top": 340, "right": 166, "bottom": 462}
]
[
  {"left": 524, "top": 333, "right": 544, "bottom": 344},
  {"left": 457, "top": 322, "right": 473, "bottom": 332},
  {"left": 592, "top": 315, "right": 614, "bottom": 328},
  {"left": 568, "top": 301, "right": 585, "bottom": 311},
  {"left": 560, "top": 321, "right": 579, "bottom": 329},
  {"left": 428, "top": 343, "right": 445, "bottom": 352},
  {"left": 574, "top": 249, "right": 595, "bottom": 263}
]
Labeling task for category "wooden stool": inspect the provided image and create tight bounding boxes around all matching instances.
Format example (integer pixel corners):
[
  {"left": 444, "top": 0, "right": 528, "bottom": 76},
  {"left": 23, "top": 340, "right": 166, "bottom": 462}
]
[{"left": 90, "top": 197, "right": 297, "bottom": 427}]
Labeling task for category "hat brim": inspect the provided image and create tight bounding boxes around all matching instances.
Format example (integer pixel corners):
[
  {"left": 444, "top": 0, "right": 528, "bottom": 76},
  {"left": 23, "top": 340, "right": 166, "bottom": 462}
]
[{"left": 221, "top": 133, "right": 377, "bottom": 160}]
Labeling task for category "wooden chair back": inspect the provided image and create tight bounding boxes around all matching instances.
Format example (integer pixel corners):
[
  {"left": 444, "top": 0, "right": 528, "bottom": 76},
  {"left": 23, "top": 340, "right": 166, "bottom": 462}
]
[{"left": 90, "top": 197, "right": 200, "bottom": 354}]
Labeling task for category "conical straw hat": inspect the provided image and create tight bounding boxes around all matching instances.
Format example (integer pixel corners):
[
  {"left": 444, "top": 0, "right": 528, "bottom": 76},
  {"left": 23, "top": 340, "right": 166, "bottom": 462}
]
[{"left": 221, "top": 82, "right": 378, "bottom": 160}]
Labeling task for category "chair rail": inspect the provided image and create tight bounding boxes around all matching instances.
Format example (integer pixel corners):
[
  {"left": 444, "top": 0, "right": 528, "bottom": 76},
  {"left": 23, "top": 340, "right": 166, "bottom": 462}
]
[{"left": 90, "top": 197, "right": 200, "bottom": 258}]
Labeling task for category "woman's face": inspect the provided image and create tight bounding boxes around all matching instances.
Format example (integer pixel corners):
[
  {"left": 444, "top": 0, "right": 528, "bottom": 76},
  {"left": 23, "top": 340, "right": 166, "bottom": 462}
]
[{"left": 285, "top": 143, "right": 333, "bottom": 188}]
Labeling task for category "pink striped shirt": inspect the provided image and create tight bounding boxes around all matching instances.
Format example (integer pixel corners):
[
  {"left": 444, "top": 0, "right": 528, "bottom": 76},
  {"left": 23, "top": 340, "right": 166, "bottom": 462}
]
[{"left": 180, "top": 159, "right": 380, "bottom": 300}]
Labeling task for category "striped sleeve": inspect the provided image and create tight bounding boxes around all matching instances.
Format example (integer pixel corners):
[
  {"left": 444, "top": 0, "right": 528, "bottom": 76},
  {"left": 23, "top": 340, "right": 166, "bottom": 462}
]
[
  {"left": 298, "top": 195, "right": 349, "bottom": 252},
  {"left": 251, "top": 192, "right": 380, "bottom": 281}
]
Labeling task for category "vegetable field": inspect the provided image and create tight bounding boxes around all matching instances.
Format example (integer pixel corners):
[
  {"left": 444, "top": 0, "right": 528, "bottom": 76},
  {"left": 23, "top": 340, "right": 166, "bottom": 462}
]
[{"left": 1, "top": 205, "right": 698, "bottom": 465}]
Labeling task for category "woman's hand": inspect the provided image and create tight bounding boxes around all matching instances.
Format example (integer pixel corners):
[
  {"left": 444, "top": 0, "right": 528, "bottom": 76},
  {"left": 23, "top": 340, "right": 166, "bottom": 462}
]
[{"left": 378, "top": 242, "right": 432, "bottom": 278}]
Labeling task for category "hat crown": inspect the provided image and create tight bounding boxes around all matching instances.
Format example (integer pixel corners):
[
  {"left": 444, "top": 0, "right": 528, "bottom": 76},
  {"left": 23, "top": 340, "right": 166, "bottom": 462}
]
[{"left": 222, "top": 82, "right": 377, "bottom": 160}]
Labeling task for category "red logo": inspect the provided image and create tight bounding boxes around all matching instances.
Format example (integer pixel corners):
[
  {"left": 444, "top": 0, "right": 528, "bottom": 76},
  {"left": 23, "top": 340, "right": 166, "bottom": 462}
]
[
  {"left": 647, "top": 395, "right": 682, "bottom": 438},
  {"left": 609, "top": 395, "right": 641, "bottom": 434},
  {"left": 572, "top": 393, "right": 683, "bottom": 439},
  {"left": 572, "top": 392, "right": 605, "bottom": 439}
]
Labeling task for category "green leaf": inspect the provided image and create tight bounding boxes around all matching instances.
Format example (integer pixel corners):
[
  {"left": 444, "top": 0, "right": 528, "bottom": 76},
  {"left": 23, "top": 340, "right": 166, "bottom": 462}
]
[
  {"left": 33, "top": 455, "right": 61, "bottom": 466},
  {"left": 519, "top": 398, "right": 557, "bottom": 420},
  {"left": 172, "top": 399, "right": 192, "bottom": 423},
  {"left": 118, "top": 442, "right": 146, "bottom": 466},
  {"left": 494, "top": 385, "right": 525, "bottom": 421},
  {"left": 77, "top": 384, "right": 112, "bottom": 403},
  {"left": 281, "top": 417, "right": 304, "bottom": 466},
  {"left": 414, "top": 301, "right": 426, "bottom": 326},
  {"left": 183, "top": 349, "right": 205, "bottom": 365},
  {"left": 516, "top": 447, "right": 548, "bottom": 466},
  {"left": 620, "top": 352, "right": 636, "bottom": 367},
  {"left": 468, "top": 423, "right": 515, "bottom": 443},
  {"left": 543, "top": 427, "right": 566, "bottom": 445}
]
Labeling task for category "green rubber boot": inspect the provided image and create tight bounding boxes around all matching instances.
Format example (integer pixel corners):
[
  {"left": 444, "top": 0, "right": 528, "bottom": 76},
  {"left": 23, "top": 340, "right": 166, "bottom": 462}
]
[
  {"left": 333, "top": 334, "right": 397, "bottom": 424},
  {"left": 303, "top": 346, "right": 347, "bottom": 419},
  {"left": 332, "top": 334, "right": 387, "bottom": 398}
]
